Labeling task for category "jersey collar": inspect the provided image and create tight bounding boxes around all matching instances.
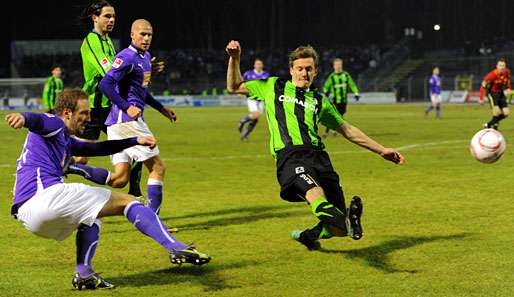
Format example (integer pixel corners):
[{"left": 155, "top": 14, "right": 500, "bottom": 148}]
[{"left": 129, "top": 44, "right": 146, "bottom": 57}]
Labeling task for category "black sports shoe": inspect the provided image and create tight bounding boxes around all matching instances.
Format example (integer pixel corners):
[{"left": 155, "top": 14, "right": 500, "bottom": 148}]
[
  {"left": 169, "top": 246, "right": 211, "bottom": 265},
  {"left": 291, "top": 230, "right": 321, "bottom": 250},
  {"left": 348, "top": 196, "right": 363, "bottom": 240},
  {"left": 72, "top": 272, "right": 115, "bottom": 290}
]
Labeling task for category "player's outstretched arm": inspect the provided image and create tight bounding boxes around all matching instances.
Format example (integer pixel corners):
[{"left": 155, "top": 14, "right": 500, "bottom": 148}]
[
  {"left": 337, "top": 121, "right": 405, "bottom": 164},
  {"left": 5, "top": 113, "right": 25, "bottom": 129},
  {"left": 71, "top": 136, "right": 157, "bottom": 157},
  {"left": 226, "top": 40, "right": 248, "bottom": 94}
]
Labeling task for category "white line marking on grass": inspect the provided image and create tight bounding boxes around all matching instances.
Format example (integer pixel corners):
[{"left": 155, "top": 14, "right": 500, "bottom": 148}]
[
  {"left": 0, "top": 140, "right": 469, "bottom": 167},
  {"left": 162, "top": 139, "right": 469, "bottom": 161}
]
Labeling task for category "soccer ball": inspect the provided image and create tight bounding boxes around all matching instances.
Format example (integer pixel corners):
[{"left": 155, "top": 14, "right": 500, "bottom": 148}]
[{"left": 470, "top": 129, "right": 506, "bottom": 163}]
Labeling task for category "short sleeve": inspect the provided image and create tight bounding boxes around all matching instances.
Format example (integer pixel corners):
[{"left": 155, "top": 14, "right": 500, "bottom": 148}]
[
  {"left": 319, "top": 95, "right": 344, "bottom": 129},
  {"left": 245, "top": 77, "right": 275, "bottom": 101}
]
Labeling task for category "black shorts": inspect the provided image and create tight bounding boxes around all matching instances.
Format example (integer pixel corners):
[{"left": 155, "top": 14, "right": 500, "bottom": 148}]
[
  {"left": 334, "top": 102, "right": 347, "bottom": 115},
  {"left": 77, "top": 107, "right": 111, "bottom": 140},
  {"left": 489, "top": 91, "right": 507, "bottom": 109},
  {"left": 276, "top": 146, "right": 346, "bottom": 210}
]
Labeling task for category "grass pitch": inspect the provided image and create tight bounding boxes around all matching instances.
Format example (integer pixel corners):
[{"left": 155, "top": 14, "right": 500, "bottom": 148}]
[{"left": 1, "top": 104, "right": 513, "bottom": 297}]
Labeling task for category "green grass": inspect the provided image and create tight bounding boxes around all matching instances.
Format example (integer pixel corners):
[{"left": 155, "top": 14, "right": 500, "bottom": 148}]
[{"left": 1, "top": 104, "right": 514, "bottom": 297}]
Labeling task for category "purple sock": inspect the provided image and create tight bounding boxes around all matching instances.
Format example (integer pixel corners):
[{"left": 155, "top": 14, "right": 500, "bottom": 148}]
[
  {"left": 76, "top": 220, "right": 100, "bottom": 276},
  {"left": 147, "top": 179, "right": 163, "bottom": 214},
  {"left": 124, "top": 201, "right": 187, "bottom": 251},
  {"left": 239, "top": 114, "right": 251, "bottom": 125},
  {"left": 242, "top": 119, "right": 258, "bottom": 138},
  {"left": 425, "top": 105, "right": 434, "bottom": 113},
  {"left": 67, "top": 163, "right": 110, "bottom": 185},
  {"left": 435, "top": 104, "right": 441, "bottom": 117}
]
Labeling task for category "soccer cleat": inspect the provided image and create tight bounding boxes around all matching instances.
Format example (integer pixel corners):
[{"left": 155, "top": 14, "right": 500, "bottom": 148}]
[
  {"left": 348, "top": 196, "right": 363, "bottom": 240},
  {"left": 238, "top": 122, "right": 245, "bottom": 133},
  {"left": 291, "top": 230, "right": 321, "bottom": 251},
  {"left": 493, "top": 124, "right": 499, "bottom": 130},
  {"left": 169, "top": 246, "right": 211, "bottom": 265},
  {"left": 483, "top": 123, "right": 490, "bottom": 129},
  {"left": 72, "top": 272, "right": 115, "bottom": 290}
]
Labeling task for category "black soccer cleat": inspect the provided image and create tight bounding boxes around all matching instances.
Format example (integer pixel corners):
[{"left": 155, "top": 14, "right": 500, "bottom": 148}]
[
  {"left": 291, "top": 230, "right": 321, "bottom": 251},
  {"left": 169, "top": 246, "right": 211, "bottom": 266},
  {"left": 348, "top": 196, "right": 363, "bottom": 240},
  {"left": 72, "top": 272, "right": 115, "bottom": 290}
]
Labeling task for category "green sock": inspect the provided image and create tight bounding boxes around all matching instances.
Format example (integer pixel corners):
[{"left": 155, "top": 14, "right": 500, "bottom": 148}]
[
  {"left": 310, "top": 196, "right": 332, "bottom": 217},
  {"left": 310, "top": 196, "right": 347, "bottom": 232},
  {"left": 319, "top": 223, "right": 333, "bottom": 239}
]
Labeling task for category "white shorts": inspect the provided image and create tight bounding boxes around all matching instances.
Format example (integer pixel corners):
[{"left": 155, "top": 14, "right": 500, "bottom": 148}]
[
  {"left": 431, "top": 94, "right": 442, "bottom": 104},
  {"left": 247, "top": 99, "right": 264, "bottom": 113},
  {"left": 16, "top": 183, "right": 111, "bottom": 241},
  {"left": 107, "top": 118, "right": 160, "bottom": 165}
]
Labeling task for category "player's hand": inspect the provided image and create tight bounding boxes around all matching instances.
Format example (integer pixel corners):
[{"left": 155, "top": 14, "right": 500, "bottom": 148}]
[
  {"left": 355, "top": 94, "right": 360, "bottom": 102},
  {"left": 136, "top": 136, "right": 157, "bottom": 149},
  {"left": 380, "top": 148, "right": 405, "bottom": 165},
  {"left": 5, "top": 113, "right": 25, "bottom": 129},
  {"left": 151, "top": 57, "right": 165, "bottom": 76},
  {"left": 127, "top": 105, "right": 142, "bottom": 119},
  {"left": 161, "top": 106, "right": 177, "bottom": 123},
  {"left": 226, "top": 40, "right": 241, "bottom": 59}
]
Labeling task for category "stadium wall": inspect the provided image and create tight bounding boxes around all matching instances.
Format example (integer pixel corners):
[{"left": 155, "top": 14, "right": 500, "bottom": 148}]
[{"left": 0, "top": 92, "right": 398, "bottom": 110}]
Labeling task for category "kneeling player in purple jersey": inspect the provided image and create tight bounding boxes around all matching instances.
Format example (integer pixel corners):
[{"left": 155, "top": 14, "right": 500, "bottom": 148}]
[
  {"left": 5, "top": 89, "right": 210, "bottom": 290},
  {"left": 98, "top": 19, "right": 177, "bottom": 216}
]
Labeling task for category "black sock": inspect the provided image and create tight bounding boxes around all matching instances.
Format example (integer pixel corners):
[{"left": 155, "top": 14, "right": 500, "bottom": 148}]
[
  {"left": 311, "top": 197, "right": 348, "bottom": 234},
  {"left": 488, "top": 116, "right": 501, "bottom": 127},
  {"left": 128, "top": 161, "right": 143, "bottom": 197}
]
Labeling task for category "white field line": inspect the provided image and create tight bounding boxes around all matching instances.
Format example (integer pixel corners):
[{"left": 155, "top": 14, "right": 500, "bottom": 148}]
[
  {"left": 0, "top": 139, "right": 469, "bottom": 168},
  {"left": 162, "top": 139, "right": 469, "bottom": 161}
]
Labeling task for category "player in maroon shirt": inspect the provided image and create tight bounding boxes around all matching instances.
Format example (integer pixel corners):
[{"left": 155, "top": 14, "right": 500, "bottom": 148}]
[{"left": 480, "top": 58, "right": 512, "bottom": 130}]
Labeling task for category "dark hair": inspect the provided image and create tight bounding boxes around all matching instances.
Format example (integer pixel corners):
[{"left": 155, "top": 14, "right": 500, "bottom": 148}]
[
  {"left": 78, "top": 1, "right": 113, "bottom": 27},
  {"left": 498, "top": 58, "right": 507, "bottom": 64},
  {"left": 289, "top": 45, "right": 319, "bottom": 68},
  {"left": 55, "top": 89, "right": 88, "bottom": 116},
  {"left": 254, "top": 57, "right": 263, "bottom": 63}
]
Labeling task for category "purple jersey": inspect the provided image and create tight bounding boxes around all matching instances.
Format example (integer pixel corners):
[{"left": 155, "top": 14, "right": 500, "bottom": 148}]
[
  {"left": 429, "top": 74, "right": 442, "bottom": 95},
  {"left": 11, "top": 113, "right": 139, "bottom": 213},
  {"left": 104, "top": 45, "right": 152, "bottom": 125},
  {"left": 243, "top": 69, "right": 270, "bottom": 81},
  {"left": 13, "top": 113, "right": 73, "bottom": 207}
]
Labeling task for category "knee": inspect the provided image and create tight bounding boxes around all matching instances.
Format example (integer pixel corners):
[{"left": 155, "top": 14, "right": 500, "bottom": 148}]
[
  {"left": 305, "top": 186, "right": 325, "bottom": 202},
  {"left": 109, "top": 174, "right": 129, "bottom": 188},
  {"left": 74, "top": 156, "right": 89, "bottom": 165}
]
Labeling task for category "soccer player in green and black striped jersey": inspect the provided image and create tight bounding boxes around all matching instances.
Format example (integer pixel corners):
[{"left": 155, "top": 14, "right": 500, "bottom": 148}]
[
  {"left": 41, "top": 66, "right": 63, "bottom": 113},
  {"left": 226, "top": 40, "right": 404, "bottom": 250},
  {"left": 322, "top": 58, "right": 360, "bottom": 137},
  {"left": 74, "top": 1, "right": 144, "bottom": 198}
]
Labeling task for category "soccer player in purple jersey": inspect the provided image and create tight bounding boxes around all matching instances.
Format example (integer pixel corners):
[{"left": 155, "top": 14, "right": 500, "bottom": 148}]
[
  {"left": 98, "top": 19, "right": 176, "bottom": 215},
  {"left": 237, "top": 58, "right": 270, "bottom": 141},
  {"left": 5, "top": 89, "right": 210, "bottom": 290},
  {"left": 425, "top": 67, "right": 442, "bottom": 118}
]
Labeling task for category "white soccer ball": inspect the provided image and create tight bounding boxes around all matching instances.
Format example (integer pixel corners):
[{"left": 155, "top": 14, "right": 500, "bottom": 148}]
[{"left": 470, "top": 129, "right": 506, "bottom": 163}]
